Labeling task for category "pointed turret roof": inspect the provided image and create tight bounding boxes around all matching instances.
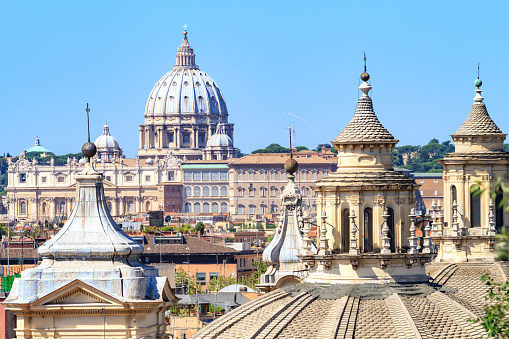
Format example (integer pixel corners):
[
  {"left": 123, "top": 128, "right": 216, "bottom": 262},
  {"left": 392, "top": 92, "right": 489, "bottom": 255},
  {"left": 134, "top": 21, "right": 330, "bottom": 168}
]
[
  {"left": 335, "top": 73, "right": 395, "bottom": 143},
  {"left": 453, "top": 84, "right": 503, "bottom": 136}
]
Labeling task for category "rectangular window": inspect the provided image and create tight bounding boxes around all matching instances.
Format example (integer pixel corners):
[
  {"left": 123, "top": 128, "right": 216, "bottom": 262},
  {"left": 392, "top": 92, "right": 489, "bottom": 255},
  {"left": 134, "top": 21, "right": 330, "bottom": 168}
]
[
  {"left": 57, "top": 176, "right": 65, "bottom": 183},
  {"left": 434, "top": 179, "right": 438, "bottom": 183},
  {"left": 168, "top": 171, "right": 174, "bottom": 181},
  {"left": 249, "top": 206, "right": 255, "bottom": 214},
  {"left": 270, "top": 172, "right": 275, "bottom": 181},
  {"left": 249, "top": 172, "right": 254, "bottom": 180},
  {"left": 220, "top": 171, "right": 228, "bottom": 181},
  {"left": 434, "top": 190, "right": 438, "bottom": 196},
  {"left": 19, "top": 174, "right": 26, "bottom": 183},
  {"left": 420, "top": 180, "right": 424, "bottom": 183},
  {"left": 238, "top": 206, "right": 244, "bottom": 214},
  {"left": 196, "top": 272, "right": 206, "bottom": 284},
  {"left": 199, "top": 133, "right": 205, "bottom": 143},
  {"left": 184, "top": 171, "right": 192, "bottom": 181},
  {"left": 261, "top": 189, "right": 266, "bottom": 197},
  {"left": 41, "top": 176, "right": 47, "bottom": 183},
  {"left": 211, "top": 171, "right": 219, "bottom": 181},
  {"left": 202, "top": 171, "right": 210, "bottom": 181},
  {"left": 312, "top": 171, "right": 317, "bottom": 180},
  {"left": 193, "top": 171, "right": 201, "bottom": 181},
  {"left": 209, "top": 272, "right": 219, "bottom": 281},
  {"left": 249, "top": 190, "right": 255, "bottom": 197},
  {"left": 106, "top": 176, "right": 111, "bottom": 182},
  {"left": 125, "top": 175, "right": 133, "bottom": 182},
  {"left": 260, "top": 172, "right": 265, "bottom": 180},
  {"left": 145, "top": 175, "right": 151, "bottom": 182},
  {"left": 183, "top": 133, "right": 190, "bottom": 143},
  {"left": 238, "top": 172, "right": 243, "bottom": 180},
  {"left": 169, "top": 132, "right": 174, "bottom": 143}
]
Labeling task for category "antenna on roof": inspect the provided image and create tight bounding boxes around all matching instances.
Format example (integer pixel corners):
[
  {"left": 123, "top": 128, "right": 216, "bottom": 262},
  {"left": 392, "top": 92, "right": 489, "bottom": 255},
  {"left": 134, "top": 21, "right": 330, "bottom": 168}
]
[{"left": 286, "top": 113, "right": 305, "bottom": 158}]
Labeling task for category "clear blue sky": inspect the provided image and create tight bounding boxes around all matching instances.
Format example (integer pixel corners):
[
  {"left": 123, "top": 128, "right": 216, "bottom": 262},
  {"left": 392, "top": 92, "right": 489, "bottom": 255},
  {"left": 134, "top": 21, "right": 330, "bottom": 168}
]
[{"left": 1, "top": 1, "right": 507, "bottom": 157}]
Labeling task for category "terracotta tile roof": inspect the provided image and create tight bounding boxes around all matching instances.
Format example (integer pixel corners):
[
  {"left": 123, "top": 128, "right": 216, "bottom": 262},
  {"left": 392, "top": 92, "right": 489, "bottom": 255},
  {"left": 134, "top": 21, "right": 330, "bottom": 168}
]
[
  {"left": 453, "top": 102, "right": 503, "bottom": 136},
  {"left": 1, "top": 264, "right": 41, "bottom": 276},
  {"left": 230, "top": 153, "right": 336, "bottom": 166},
  {"left": 143, "top": 235, "right": 238, "bottom": 255},
  {"left": 335, "top": 96, "right": 395, "bottom": 143}
]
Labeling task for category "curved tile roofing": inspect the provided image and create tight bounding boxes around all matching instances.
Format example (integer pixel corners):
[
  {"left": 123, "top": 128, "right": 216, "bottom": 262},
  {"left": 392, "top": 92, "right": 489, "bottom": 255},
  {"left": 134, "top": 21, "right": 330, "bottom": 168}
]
[
  {"left": 453, "top": 102, "right": 502, "bottom": 136},
  {"left": 193, "top": 262, "right": 506, "bottom": 338},
  {"left": 335, "top": 96, "right": 395, "bottom": 143}
]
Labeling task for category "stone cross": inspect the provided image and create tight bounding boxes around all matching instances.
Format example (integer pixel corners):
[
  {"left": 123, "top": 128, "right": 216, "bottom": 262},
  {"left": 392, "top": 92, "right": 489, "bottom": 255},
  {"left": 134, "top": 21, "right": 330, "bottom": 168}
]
[
  {"left": 349, "top": 210, "right": 359, "bottom": 255},
  {"left": 183, "top": 24, "right": 187, "bottom": 31},
  {"left": 408, "top": 208, "right": 418, "bottom": 254},
  {"left": 381, "top": 208, "right": 391, "bottom": 255}
]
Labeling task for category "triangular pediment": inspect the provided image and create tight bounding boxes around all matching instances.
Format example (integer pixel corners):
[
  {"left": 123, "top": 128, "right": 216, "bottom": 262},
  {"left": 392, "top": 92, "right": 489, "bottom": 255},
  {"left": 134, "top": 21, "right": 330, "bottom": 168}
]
[
  {"left": 156, "top": 276, "right": 179, "bottom": 303},
  {"left": 34, "top": 279, "right": 124, "bottom": 307}
]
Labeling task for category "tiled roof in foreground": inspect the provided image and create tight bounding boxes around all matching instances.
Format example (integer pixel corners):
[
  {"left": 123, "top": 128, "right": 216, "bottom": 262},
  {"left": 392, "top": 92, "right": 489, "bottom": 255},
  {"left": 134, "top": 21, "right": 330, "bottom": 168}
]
[{"left": 193, "top": 262, "right": 506, "bottom": 339}]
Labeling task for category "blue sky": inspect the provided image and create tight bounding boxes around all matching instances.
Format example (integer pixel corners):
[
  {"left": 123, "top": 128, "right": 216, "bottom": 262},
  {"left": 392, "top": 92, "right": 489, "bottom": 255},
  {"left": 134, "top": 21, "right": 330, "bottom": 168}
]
[{"left": 0, "top": 1, "right": 507, "bottom": 157}]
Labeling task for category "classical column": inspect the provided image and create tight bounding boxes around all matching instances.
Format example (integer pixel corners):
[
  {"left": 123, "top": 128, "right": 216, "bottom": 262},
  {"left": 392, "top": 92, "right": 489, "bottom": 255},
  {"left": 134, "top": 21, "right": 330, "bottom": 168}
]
[
  {"left": 145, "top": 127, "right": 150, "bottom": 149},
  {"left": 50, "top": 198, "right": 56, "bottom": 219},
  {"left": 193, "top": 127, "right": 198, "bottom": 148},
  {"left": 119, "top": 197, "right": 125, "bottom": 215},
  {"left": 139, "top": 126, "right": 144, "bottom": 149},
  {"left": 175, "top": 127, "right": 180, "bottom": 149},
  {"left": 157, "top": 126, "right": 163, "bottom": 148},
  {"left": 112, "top": 197, "right": 118, "bottom": 216}
]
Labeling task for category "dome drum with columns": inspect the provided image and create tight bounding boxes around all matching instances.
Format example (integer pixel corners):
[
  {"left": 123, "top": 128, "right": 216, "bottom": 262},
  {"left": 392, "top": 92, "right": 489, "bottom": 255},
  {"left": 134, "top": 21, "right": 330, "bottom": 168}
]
[{"left": 138, "top": 29, "right": 234, "bottom": 160}]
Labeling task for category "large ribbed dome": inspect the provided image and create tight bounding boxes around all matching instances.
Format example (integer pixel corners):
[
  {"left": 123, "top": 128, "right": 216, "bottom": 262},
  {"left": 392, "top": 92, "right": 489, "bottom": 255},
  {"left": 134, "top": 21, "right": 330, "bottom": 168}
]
[{"left": 144, "top": 31, "right": 227, "bottom": 116}]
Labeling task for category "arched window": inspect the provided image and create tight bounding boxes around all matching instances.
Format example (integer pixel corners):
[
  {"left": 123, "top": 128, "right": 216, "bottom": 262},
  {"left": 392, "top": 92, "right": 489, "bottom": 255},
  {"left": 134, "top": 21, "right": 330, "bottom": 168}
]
[
  {"left": 128, "top": 201, "right": 134, "bottom": 213},
  {"left": 496, "top": 186, "right": 504, "bottom": 231},
  {"left": 59, "top": 201, "right": 66, "bottom": 214},
  {"left": 203, "top": 186, "right": 210, "bottom": 196},
  {"left": 341, "top": 209, "right": 350, "bottom": 253},
  {"left": 212, "top": 186, "right": 219, "bottom": 196},
  {"left": 42, "top": 202, "right": 47, "bottom": 214},
  {"left": 470, "top": 188, "right": 481, "bottom": 227},
  {"left": 185, "top": 186, "right": 192, "bottom": 197},
  {"left": 221, "top": 186, "right": 228, "bottom": 196},
  {"left": 387, "top": 207, "right": 395, "bottom": 252},
  {"left": 193, "top": 202, "right": 201, "bottom": 213},
  {"left": 301, "top": 187, "right": 308, "bottom": 196},
  {"left": 212, "top": 202, "right": 219, "bottom": 213},
  {"left": 364, "top": 207, "right": 373, "bottom": 252},
  {"left": 451, "top": 185, "right": 457, "bottom": 221},
  {"left": 221, "top": 202, "right": 228, "bottom": 213},
  {"left": 146, "top": 201, "right": 150, "bottom": 212},
  {"left": 20, "top": 201, "right": 27, "bottom": 214},
  {"left": 203, "top": 203, "right": 210, "bottom": 213},
  {"left": 185, "top": 202, "right": 191, "bottom": 213},
  {"left": 194, "top": 186, "right": 201, "bottom": 197}
]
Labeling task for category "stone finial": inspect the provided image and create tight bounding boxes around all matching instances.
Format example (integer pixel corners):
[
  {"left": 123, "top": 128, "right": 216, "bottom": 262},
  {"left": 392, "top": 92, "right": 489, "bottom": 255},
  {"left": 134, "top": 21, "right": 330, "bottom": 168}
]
[
  {"left": 408, "top": 208, "right": 418, "bottom": 254},
  {"left": 319, "top": 211, "right": 329, "bottom": 255},
  {"left": 302, "top": 212, "right": 314, "bottom": 255},
  {"left": 381, "top": 208, "right": 391, "bottom": 255},
  {"left": 452, "top": 200, "right": 460, "bottom": 235},
  {"left": 488, "top": 198, "right": 496, "bottom": 236},
  {"left": 349, "top": 210, "right": 359, "bottom": 255},
  {"left": 422, "top": 210, "right": 432, "bottom": 254}
]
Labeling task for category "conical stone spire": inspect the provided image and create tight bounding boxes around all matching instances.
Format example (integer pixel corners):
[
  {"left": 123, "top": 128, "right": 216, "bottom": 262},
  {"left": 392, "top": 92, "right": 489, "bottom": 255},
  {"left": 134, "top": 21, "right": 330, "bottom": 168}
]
[
  {"left": 174, "top": 28, "right": 198, "bottom": 70},
  {"left": 453, "top": 82, "right": 503, "bottom": 137},
  {"left": 335, "top": 71, "right": 394, "bottom": 143}
]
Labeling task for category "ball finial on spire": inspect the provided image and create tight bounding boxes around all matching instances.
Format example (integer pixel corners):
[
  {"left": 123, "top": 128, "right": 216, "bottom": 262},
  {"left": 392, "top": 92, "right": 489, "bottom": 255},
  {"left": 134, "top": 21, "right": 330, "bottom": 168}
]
[
  {"left": 475, "top": 78, "right": 482, "bottom": 89},
  {"left": 183, "top": 24, "right": 188, "bottom": 36},
  {"left": 361, "top": 52, "right": 370, "bottom": 82}
]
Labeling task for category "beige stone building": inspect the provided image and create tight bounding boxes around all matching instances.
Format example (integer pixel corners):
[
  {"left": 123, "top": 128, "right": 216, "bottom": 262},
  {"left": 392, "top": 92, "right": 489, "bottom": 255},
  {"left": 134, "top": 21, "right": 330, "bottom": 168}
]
[
  {"left": 228, "top": 150, "right": 337, "bottom": 221},
  {"left": 315, "top": 72, "right": 418, "bottom": 254}
]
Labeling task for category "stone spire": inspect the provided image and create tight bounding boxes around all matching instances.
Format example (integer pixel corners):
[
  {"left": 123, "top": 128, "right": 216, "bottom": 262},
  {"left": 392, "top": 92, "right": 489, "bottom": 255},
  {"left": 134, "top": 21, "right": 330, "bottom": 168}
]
[
  {"left": 335, "top": 69, "right": 395, "bottom": 143},
  {"left": 259, "top": 157, "right": 317, "bottom": 291},
  {"left": 174, "top": 27, "right": 198, "bottom": 70}
]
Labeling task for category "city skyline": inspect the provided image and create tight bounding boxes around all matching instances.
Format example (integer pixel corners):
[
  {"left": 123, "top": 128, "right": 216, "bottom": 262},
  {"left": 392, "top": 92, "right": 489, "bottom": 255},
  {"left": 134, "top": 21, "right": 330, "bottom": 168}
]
[{"left": 1, "top": 1, "right": 508, "bottom": 158}]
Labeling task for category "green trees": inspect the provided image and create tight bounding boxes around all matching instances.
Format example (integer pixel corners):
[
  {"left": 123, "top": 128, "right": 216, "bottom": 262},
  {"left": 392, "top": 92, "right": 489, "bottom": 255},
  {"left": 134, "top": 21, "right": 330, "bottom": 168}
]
[{"left": 392, "top": 139, "right": 455, "bottom": 173}]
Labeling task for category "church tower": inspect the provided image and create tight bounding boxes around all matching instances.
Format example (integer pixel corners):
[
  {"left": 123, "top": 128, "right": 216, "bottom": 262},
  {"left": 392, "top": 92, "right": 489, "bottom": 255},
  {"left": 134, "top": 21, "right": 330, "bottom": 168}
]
[{"left": 435, "top": 77, "right": 509, "bottom": 262}]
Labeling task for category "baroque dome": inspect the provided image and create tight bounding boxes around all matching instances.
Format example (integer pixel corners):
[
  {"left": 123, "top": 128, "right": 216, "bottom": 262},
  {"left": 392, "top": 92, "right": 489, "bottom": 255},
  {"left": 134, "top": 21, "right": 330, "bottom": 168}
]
[
  {"left": 144, "top": 32, "right": 228, "bottom": 116},
  {"left": 206, "top": 124, "right": 233, "bottom": 147},
  {"left": 94, "top": 123, "right": 120, "bottom": 150}
]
